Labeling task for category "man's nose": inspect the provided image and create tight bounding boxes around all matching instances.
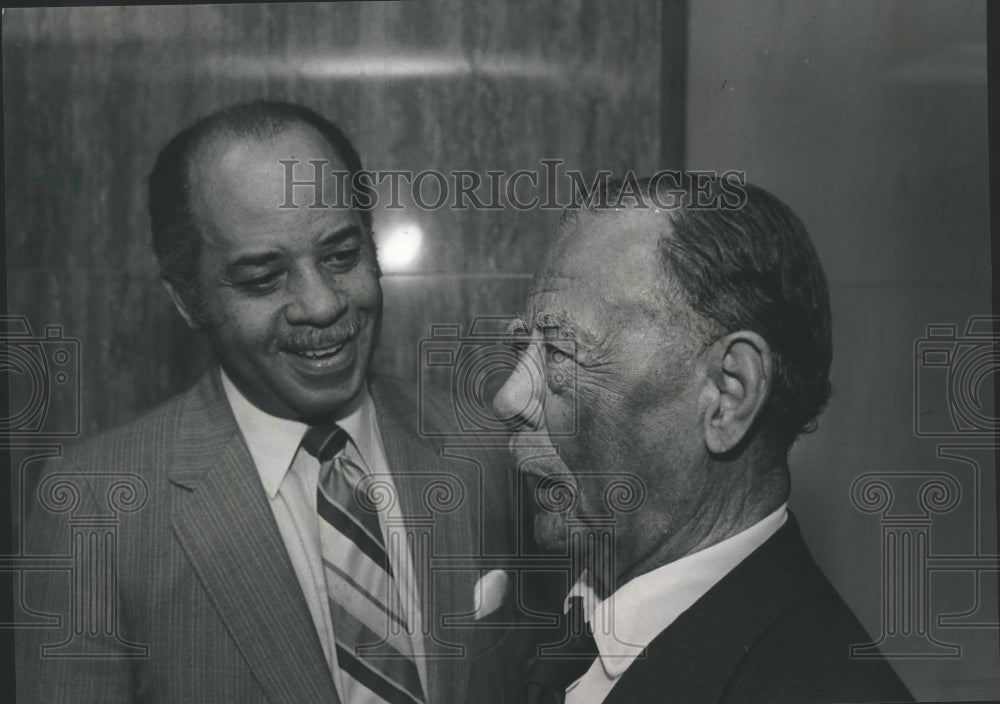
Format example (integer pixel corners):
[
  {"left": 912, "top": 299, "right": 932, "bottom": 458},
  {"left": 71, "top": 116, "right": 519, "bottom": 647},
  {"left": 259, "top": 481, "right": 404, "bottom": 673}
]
[
  {"left": 493, "top": 348, "right": 543, "bottom": 430},
  {"left": 284, "top": 268, "right": 347, "bottom": 326}
]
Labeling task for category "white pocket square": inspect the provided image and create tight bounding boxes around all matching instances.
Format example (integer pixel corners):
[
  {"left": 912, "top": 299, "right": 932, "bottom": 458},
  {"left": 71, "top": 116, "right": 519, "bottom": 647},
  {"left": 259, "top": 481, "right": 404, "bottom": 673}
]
[{"left": 472, "top": 569, "right": 509, "bottom": 620}]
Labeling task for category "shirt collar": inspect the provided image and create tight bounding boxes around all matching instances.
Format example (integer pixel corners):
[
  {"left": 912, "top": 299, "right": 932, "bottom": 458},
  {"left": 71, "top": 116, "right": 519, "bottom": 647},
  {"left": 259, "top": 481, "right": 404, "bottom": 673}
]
[
  {"left": 219, "top": 369, "right": 378, "bottom": 499},
  {"left": 568, "top": 504, "right": 788, "bottom": 679}
]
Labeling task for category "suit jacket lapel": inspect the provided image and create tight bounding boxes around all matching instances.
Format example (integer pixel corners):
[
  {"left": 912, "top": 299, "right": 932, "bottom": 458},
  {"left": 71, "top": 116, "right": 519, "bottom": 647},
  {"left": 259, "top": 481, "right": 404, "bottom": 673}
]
[
  {"left": 369, "top": 377, "right": 479, "bottom": 704},
  {"left": 167, "top": 371, "right": 340, "bottom": 704},
  {"left": 604, "top": 516, "right": 820, "bottom": 704}
]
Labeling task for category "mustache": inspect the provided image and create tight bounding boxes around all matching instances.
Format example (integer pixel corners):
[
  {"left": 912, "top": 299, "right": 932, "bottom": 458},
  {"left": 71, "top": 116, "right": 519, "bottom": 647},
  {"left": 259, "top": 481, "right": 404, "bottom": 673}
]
[{"left": 277, "top": 319, "right": 361, "bottom": 351}]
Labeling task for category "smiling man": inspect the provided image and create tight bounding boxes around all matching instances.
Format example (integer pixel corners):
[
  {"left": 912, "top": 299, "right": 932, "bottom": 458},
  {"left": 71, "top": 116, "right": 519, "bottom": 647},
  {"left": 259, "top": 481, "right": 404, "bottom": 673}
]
[
  {"left": 495, "top": 177, "right": 913, "bottom": 704},
  {"left": 161, "top": 112, "right": 382, "bottom": 422},
  {"left": 17, "top": 101, "right": 520, "bottom": 704}
]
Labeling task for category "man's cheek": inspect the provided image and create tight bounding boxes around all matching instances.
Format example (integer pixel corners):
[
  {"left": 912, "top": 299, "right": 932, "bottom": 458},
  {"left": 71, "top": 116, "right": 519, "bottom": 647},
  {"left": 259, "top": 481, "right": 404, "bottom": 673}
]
[
  {"left": 540, "top": 391, "right": 575, "bottom": 436},
  {"left": 574, "top": 383, "right": 620, "bottom": 437}
]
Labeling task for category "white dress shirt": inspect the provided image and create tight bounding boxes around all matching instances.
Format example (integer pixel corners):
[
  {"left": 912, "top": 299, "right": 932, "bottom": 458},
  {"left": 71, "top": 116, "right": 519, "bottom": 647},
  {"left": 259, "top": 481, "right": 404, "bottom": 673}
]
[
  {"left": 564, "top": 505, "right": 788, "bottom": 704},
  {"left": 220, "top": 370, "right": 427, "bottom": 700}
]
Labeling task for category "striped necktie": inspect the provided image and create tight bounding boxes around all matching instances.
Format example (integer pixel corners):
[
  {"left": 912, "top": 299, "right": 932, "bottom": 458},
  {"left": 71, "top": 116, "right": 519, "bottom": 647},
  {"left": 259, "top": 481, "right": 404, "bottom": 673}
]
[{"left": 301, "top": 425, "right": 425, "bottom": 704}]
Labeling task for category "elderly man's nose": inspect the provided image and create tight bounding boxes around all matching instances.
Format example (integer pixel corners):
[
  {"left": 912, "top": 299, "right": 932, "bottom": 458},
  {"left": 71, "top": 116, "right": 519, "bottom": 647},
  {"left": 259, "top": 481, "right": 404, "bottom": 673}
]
[{"left": 493, "top": 353, "right": 541, "bottom": 429}]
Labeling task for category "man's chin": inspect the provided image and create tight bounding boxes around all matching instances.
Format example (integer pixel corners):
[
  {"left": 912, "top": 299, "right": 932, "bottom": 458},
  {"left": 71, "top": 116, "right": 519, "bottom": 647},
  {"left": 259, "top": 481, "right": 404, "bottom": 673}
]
[
  {"left": 297, "top": 389, "right": 365, "bottom": 423},
  {"left": 276, "top": 373, "right": 368, "bottom": 423}
]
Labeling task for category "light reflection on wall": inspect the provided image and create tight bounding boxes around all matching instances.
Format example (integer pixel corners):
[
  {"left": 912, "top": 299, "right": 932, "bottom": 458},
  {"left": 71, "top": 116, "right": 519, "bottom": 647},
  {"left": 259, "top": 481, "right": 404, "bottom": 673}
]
[
  {"left": 208, "top": 53, "right": 564, "bottom": 80},
  {"left": 376, "top": 222, "right": 424, "bottom": 273}
]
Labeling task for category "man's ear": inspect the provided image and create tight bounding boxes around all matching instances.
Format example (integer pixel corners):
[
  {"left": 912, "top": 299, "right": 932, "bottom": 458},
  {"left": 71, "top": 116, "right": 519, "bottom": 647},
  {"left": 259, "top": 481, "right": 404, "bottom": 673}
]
[
  {"left": 161, "top": 278, "right": 200, "bottom": 331},
  {"left": 699, "top": 331, "right": 772, "bottom": 454}
]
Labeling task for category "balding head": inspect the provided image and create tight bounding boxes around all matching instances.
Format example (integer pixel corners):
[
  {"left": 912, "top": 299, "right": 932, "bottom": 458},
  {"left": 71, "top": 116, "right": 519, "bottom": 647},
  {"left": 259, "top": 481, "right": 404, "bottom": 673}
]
[{"left": 148, "top": 101, "right": 369, "bottom": 316}]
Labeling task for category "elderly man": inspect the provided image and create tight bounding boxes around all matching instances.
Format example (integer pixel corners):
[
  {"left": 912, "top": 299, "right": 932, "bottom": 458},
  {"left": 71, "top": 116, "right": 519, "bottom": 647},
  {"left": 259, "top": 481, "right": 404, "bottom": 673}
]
[
  {"left": 495, "top": 177, "right": 913, "bottom": 703},
  {"left": 17, "top": 101, "right": 519, "bottom": 704}
]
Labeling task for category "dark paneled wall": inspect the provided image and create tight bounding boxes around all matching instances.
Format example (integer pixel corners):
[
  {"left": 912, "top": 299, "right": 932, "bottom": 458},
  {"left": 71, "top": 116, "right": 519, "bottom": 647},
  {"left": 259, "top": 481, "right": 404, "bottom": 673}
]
[{"left": 4, "top": 2, "right": 675, "bottom": 439}]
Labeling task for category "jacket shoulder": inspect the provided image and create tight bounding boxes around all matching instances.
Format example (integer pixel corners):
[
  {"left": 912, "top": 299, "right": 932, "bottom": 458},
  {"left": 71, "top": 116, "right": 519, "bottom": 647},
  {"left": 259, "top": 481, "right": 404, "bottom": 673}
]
[
  {"left": 724, "top": 542, "right": 914, "bottom": 703},
  {"left": 58, "top": 377, "right": 207, "bottom": 473}
]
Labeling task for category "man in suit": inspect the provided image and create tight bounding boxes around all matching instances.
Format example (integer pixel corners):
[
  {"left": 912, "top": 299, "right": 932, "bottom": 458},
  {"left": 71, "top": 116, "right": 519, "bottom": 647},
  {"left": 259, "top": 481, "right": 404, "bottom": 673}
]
[
  {"left": 17, "top": 101, "right": 521, "bottom": 703},
  {"left": 494, "top": 175, "right": 914, "bottom": 703}
]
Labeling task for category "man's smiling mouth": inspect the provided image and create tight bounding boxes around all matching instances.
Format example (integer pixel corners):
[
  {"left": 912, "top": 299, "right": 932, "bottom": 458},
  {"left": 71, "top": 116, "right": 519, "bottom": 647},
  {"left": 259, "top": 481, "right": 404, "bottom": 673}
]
[
  {"left": 281, "top": 335, "right": 358, "bottom": 373},
  {"left": 293, "top": 342, "right": 346, "bottom": 360}
]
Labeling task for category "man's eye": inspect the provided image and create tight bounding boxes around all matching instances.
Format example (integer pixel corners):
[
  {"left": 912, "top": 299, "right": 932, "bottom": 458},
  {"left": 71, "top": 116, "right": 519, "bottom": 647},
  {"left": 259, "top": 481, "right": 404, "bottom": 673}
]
[
  {"left": 324, "top": 248, "right": 361, "bottom": 268},
  {"left": 237, "top": 272, "right": 281, "bottom": 293}
]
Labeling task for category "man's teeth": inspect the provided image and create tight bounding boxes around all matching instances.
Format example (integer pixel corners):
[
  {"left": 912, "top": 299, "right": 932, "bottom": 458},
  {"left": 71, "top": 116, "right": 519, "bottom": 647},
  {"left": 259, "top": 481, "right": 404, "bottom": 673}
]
[{"left": 296, "top": 343, "right": 345, "bottom": 359}]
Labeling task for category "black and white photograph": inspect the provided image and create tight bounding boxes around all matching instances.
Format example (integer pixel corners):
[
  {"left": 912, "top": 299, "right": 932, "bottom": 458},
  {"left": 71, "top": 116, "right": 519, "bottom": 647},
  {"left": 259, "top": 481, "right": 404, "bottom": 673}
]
[{"left": 3, "top": 2, "right": 996, "bottom": 702}]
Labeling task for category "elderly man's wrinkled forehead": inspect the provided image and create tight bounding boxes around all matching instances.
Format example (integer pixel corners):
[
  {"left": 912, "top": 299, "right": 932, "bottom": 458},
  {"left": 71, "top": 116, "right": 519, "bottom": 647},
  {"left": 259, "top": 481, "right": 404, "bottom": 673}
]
[
  {"left": 518, "top": 206, "right": 708, "bottom": 368},
  {"left": 535, "top": 206, "right": 677, "bottom": 306}
]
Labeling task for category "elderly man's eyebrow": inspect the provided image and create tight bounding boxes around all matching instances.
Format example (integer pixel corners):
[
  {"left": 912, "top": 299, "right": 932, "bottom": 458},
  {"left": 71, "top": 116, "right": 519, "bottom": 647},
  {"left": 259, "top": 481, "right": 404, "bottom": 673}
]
[
  {"left": 503, "top": 315, "right": 531, "bottom": 344},
  {"left": 533, "top": 310, "right": 596, "bottom": 347}
]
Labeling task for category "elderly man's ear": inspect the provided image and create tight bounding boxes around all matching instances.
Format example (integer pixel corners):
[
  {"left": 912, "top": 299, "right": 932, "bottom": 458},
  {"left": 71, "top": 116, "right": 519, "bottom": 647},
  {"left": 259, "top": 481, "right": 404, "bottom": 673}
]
[{"left": 698, "top": 331, "right": 772, "bottom": 454}]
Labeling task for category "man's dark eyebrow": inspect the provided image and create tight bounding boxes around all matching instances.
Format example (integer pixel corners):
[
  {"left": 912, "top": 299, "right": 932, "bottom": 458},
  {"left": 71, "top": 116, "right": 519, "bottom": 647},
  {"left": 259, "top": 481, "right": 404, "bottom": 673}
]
[
  {"left": 317, "top": 223, "right": 363, "bottom": 246},
  {"left": 226, "top": 250, "right": 282, "bottom": 272},
  {"left": 225, "top": 223, "right": 363, "bottom": 274}
]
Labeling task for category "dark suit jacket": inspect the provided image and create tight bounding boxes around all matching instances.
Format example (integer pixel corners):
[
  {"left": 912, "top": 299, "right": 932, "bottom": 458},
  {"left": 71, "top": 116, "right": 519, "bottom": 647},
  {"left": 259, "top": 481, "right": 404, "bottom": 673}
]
[
  {"left": 16, "top": 370, "right": 524, "bottom": 703},
  {"left": 602, "top": 516, "right": 913, "bottom": 704}
]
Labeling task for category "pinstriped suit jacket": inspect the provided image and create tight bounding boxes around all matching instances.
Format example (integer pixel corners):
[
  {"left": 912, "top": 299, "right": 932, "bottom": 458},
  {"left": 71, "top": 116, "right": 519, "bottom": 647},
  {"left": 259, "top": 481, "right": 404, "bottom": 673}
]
[{"left": 16, "top": 370, "right": 525, "bottom": 703}]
